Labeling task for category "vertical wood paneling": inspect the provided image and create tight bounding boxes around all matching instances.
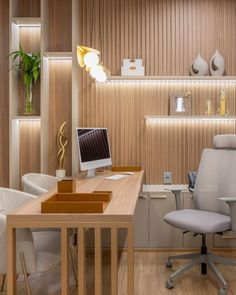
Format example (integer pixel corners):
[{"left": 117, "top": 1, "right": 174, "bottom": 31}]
[
  {"left": 48, "top": 60, "right": 72, "bottom": 176},
  {"left": 0, "top": 0, "right": 9, "bottom": 187},
  {"left": 78, "top": 0, "right": 236, "bottom": 184},
  {"left": 19, "top": 120, "right": 41, "bottom": 185},
  {"left": 12, "top": 0, "right": 41, "bottom": 17},
  {"left": 44, "top": 0, "right": 72, "bottom": 52}
]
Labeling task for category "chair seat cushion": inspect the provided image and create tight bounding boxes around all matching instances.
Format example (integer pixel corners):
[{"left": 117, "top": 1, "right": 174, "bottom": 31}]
[{"left": 164, "top": 209, "right": 231, "bottom": 234}]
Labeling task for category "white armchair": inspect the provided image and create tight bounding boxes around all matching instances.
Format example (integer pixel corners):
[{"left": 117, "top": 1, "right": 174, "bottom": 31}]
[
  {"left": 0, "top": 188, "right": 60, "bottom": 295},
  {"left": 22, "top": 173, "right": 59, "bottom": 196}
]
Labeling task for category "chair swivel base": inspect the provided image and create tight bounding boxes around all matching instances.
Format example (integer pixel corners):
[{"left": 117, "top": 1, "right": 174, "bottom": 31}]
[{"left": 165, "top": 251, "right": 236, "bottom": 295}]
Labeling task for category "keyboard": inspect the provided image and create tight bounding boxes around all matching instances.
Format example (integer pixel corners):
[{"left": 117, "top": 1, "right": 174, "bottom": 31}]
[{"left": 105, "top": 174, "right": 129, "bottom": 180}]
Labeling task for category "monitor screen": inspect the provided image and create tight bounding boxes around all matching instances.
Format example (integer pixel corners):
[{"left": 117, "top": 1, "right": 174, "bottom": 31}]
[{"left": 76, "top": 128, "right": 112, "bottom": 173}]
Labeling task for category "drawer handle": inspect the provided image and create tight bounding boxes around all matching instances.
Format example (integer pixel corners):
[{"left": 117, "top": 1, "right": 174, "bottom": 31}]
[
  {"left": 150, "top": 195, "right": 167, "bottom": 199},
  {"left": 139, "top": 195, "right": 148, "bottom": 199}
]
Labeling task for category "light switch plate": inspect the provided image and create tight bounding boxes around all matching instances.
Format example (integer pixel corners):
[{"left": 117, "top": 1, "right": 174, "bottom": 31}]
[{"left": 163, "top": 171, "right": 172, "bottom": 184}]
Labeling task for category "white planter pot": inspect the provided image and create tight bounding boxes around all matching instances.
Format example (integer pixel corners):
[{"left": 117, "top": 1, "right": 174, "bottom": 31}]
[{"left": 56, "top": 169, "right": 66, "bottom": 178}]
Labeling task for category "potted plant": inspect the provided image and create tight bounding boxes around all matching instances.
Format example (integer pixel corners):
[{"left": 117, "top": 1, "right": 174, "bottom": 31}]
[{"left": 10, "top": 45, "right": 41, "bottom": 115}]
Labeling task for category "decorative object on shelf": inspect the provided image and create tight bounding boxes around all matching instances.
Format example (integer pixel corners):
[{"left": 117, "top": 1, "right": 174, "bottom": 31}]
[
  {"left": 56, "top": 121, "right": 68, "bottom": 178},
  {"left": 205, "top": 99, "right": 214, "bottom": 116},
  {"left": 77, "top": 45, "right": 110, "bottom": 83},
  {"left": 209, "top": 50, "right": 225, "bottom": 76},
  {"left": 9, "top": 45, "right": 41, "bottom": 115},
  {"left": 217, "top": 88, "right": 229, "bottom": 116},
  {"left": 169, "top": 92, "right": 192, "bottom": 116},
  {"left": 189, "top": 54, "right": 208, "bottom": 76},
  {"left": 121, "top": 59, "right": 145, "bottom": 76}
]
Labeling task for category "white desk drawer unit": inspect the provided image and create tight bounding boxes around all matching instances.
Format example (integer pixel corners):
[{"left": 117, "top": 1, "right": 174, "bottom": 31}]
[{"left": 134, "top": 185, "right": 236, "bottom": 249}]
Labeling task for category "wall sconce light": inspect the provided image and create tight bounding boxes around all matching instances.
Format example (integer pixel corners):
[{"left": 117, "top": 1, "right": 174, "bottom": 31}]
[
  {"left": 77, "top": 45, "right": 110, "bottom": 83},
  {"left": 77, "top": 46, "right": 100, "bottom": 70}
]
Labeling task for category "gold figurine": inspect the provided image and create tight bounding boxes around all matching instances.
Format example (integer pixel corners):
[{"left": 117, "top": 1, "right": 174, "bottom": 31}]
[
  {"left": 57, "top": 121, "right": 68, "bottom": 170},
  {"left": 217, "top": 89, "right": 229, "bottom": 116},
  {"left": 205, "top": 99, "right": 213, "bottom": 116}
]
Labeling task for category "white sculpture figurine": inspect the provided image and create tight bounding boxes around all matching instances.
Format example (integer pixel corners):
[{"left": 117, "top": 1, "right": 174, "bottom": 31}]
[
  {"left": 210, "top": 50, "right": 225, "bottom": 76},
  {"left": 189, "top": 54, "right": 208, "bottom": 76}
]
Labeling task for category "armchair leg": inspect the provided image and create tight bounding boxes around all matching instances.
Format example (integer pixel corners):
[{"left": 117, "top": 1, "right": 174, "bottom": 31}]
[
  {"left": 0, "top": 274, "right": 6, "bottom": 292},
  {"left": 19, "top": 252, "right": 31, "bottom": 295},
  {"left": 70, "top": 246, "right": 78, "bottom": 287}
]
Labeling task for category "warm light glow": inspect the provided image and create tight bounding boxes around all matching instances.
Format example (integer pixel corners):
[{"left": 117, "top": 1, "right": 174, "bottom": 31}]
[
  {"left": 145, "top": 116, "right": 236, "bottom": 124},
  {"left": 84, "top": 52, "right": 99, "bottom": 68},
  {"left": 107, "top": 78, "right": 236, "bottom": 85},
  {"left": 90, "top": 65, "right": 108, "bottom": 83}
]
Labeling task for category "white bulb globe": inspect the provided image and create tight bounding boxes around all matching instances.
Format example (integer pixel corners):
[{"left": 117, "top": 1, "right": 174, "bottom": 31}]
[
  {"left": 96, "top": 71, "right": 107, "bottom": 83},
  {"left": 84, "top": 52, "right": 99, "bottom": 68},
  {"left": 90, "top": 66, "right": 107, "bottom": 83}
]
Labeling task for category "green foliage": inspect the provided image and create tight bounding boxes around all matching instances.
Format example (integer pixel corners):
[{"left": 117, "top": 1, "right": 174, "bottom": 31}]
[{"left": 9, "top": 44, "right": 41, "bottom": 88}]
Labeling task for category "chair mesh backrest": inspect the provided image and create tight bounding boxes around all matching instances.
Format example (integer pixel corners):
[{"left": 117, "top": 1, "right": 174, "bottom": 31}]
[{"left": 193, "top": 148, "right": 236, "bottom": 216}]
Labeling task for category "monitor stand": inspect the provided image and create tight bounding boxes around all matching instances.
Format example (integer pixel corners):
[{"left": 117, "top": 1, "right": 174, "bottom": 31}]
[{"left": 87, "top": 168, "right": 96, "bottom": 178}]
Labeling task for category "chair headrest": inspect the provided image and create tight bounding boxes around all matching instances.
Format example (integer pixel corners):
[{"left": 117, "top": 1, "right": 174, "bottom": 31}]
[{"left": 213, "top": 134, "right": 236, "bottom": 150}]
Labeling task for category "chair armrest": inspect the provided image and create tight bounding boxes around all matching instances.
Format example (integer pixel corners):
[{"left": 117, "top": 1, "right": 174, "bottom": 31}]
[
  {"left": 165, "top": 189, "right": 183, "bottom": 210},
  {"left": 219, "top": 198, "right": 236, "bottom": 232}
]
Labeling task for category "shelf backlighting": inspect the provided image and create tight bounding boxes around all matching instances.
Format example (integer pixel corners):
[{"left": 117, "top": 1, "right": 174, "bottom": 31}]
[{"left": 145, "top": 116, "right": 236, "bottom": 123}]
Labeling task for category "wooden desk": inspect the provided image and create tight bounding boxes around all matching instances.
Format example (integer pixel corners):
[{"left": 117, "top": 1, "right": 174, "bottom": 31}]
[{"left": 7, "top": 171, "right": 143, "bottom": 295}]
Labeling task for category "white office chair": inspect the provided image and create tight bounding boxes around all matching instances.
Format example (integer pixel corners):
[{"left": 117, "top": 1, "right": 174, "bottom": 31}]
[
  {"left": 0, "top": 188, "right": 60, "bottom": 295},
  {"left": 22, "top": 173, "right": 59, "bottom": 196},
  {"left": 164, "top": 134, "right": 236, "bottom": 295}
]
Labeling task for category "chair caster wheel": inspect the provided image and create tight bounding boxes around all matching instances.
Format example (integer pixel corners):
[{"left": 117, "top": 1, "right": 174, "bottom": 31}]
[
  {"left": 166, "top": 259, "right": 172, "bottom": 268},
  {"left": 218, "top": 288, "right": 227, "bottom": 295},
  {"left": 166, "top": 279, "right": 174, "bottom": 289}
]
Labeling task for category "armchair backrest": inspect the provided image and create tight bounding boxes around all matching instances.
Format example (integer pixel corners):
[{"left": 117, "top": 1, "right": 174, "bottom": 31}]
[
  {"left": 22, "top": 173, "right": 58, "bottom": 196},
  {"left": 0, "top": 188, "right": 37, "bottom": 274},
  {"left": 193, "top": 135, "right": 236, "bottom": 216}
]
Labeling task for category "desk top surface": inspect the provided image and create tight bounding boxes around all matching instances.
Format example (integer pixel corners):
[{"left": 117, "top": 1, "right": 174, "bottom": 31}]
[{"left": 7, "top": 171, "right": 144, "bottom": 225}]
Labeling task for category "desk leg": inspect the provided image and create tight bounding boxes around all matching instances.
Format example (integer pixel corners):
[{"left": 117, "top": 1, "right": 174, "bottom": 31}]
[
  {"left": 111, "top": 227, "right": 118, "bottom": 295},
  {"left": 127, "top": 223, "right": 134, "bottom": 295},
  {"left": 95, "top": 227, "right": 102, "bottom": 295},
  {"left": 61, "top": 227, "right": 69, "bottom": 295},
  {"left": 78, "top": 227, "right": 86, "bottom": 295},
  {"left": 7, "top": 226, "right": 16, "bottom": 295}
]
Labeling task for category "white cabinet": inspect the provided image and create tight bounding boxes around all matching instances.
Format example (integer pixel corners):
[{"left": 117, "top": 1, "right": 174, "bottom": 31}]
[
  {"left": 213, "top": 233, "right": 236, "bottom": 248},
  {"left": 148, "top": 192, "right": 183, "bottom": 248},
  {"left": 134, "top": 193, "right": 149, "bottom": 248}
]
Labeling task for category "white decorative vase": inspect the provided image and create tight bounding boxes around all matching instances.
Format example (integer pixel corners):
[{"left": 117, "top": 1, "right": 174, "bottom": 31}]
[
  {"left": 56, "top": 169, "right": 66, "bottom": 178},
  {"left": 209, "top": 49, "right": 225, "bottom": 76},
  {"left": 189, "top": 54, "right": 208, "bottom": 76}
]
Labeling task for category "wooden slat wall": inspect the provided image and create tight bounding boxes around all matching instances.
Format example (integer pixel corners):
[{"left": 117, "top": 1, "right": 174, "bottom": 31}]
[
  {"left": 44, "top": 0, "right": 72, "bottom": 52},
  {"left": 12, "top": 0, "right": 41, "bottom": 17},
  {"left": 19, "top": 120, "right": 41, "bottom": 184},
  {"left": 78, "top": 0, "right": 236, "bottom": 184},
  {"left": 0, "top": 0, "right": 9, "bottom": 187},
  {"left": 48, "top": 60, "right": 72, "bottom": 176},
  {"left": 18, "top": 27, "right": 41, "bottom": 116}
]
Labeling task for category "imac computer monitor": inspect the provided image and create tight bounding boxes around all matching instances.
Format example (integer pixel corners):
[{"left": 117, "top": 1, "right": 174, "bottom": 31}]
[{"left": 76, "top": 128, "right": 112, "bottom": 177}]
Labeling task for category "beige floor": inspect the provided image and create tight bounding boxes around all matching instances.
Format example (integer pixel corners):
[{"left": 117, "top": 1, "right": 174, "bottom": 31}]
[{"left": 2, "top": 250, "right": 236, "bottom": 295}]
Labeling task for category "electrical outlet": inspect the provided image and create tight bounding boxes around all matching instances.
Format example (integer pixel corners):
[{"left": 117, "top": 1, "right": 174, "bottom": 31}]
[{"left": 163, "top": 171, "right": 172, "bottom": 184}]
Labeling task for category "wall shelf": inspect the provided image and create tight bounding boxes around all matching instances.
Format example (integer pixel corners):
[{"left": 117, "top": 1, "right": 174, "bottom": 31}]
[
  {"left": 145, "top": 115, "right": 236, "bottom": 121},
  {"left": 44, "top": 52, "right": 72, "bottom": 60},
  {"left": 108, "top": 76, "right": 236, "bottom": 84},
  {"left": 11, "top": 17, "right": 41, "bottom": 26},
  {"left": 12, "top": 116, "right": 41, "bottom": 121}
]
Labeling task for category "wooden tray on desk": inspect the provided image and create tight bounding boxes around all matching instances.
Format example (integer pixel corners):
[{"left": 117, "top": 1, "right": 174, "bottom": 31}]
[{"left": 41, "top": 191, "right": 112, "bottom": 213}]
